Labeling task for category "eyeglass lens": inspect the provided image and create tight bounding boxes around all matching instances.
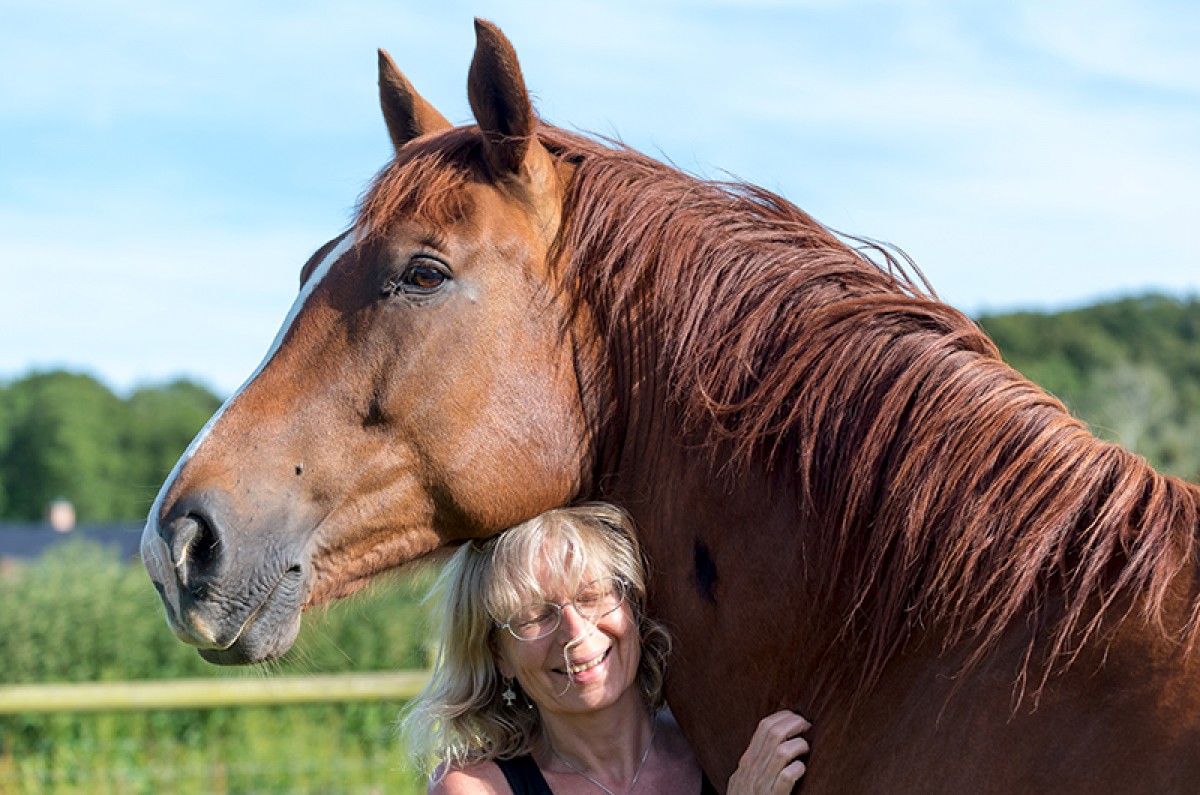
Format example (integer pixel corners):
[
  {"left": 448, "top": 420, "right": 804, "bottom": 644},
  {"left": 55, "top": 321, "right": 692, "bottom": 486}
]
[{"left": 504, "top": 577, "right": 626, "bottom": 641}]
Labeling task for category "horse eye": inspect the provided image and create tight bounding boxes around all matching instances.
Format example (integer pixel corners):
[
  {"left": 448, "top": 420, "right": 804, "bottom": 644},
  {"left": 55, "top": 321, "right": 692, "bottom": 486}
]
[
  {"left": 384, "top": 258, "right": 450, "bottom": 296},
  {"left": 405, "top": 264, "right": 446, "bottom": 290}
]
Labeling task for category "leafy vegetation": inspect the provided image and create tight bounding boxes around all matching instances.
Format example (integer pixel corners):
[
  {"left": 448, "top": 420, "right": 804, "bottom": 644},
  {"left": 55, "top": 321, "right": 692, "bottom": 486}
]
[
  {"left": 0, "top": 540, "right": 433, "bottom": 685},
  {"left": 0, "top": 539, "right": 433, "bottom": 793},
  {"left": 979, "top": 293, "right": 1200, "bottom": 481},
  {"left": 0, "top": 372, "right": 222, "bottom": 523}
]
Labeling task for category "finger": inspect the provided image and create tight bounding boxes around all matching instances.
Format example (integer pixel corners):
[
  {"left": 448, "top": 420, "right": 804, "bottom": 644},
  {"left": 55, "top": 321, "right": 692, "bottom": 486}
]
[
  {"left": 733, "top": 711, "right": 814, "bottom": 793},
  {"left": 746, "top": 731, "right": 812, "bottom": 790},
  {"left": 740, "top": 712, "right": 792, "bottom": 767},
  {"left": 765, "top": 711, "right": 810, "bottom": 740},
  {"left": 772, "top": 710, "right": 811, "bottom": 735},
  {"left": 759, "top": 710, "right": 811, "bottom": 737},
  {"left": 763, "top": 736, "right": 810, "bottom": 781},
  {"left": 743, "top": 712, "right": 810, "bottom": 763},
  {"left": 758, "top": 711, "right": 811, "bottom": 760},
  {"left": 771, "top": 759, "right": 808, "bottom": 795},
  {"left": 779, "top": 736, "right": 809, "bottom": 758}
]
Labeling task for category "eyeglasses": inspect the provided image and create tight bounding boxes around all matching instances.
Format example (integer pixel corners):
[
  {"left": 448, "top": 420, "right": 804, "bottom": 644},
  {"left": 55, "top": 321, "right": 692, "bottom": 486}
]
[{"left": 498, "top": 577, "right": 629, "bottom": 641}]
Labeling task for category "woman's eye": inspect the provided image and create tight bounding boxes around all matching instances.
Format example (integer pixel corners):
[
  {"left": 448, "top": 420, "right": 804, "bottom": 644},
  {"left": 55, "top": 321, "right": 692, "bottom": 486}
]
[
  {"left": 384, "top": 258, "right": 450, "bottom": 296},
  {"left": 518, "top": 606, "right": 553, "bottom": 625}
]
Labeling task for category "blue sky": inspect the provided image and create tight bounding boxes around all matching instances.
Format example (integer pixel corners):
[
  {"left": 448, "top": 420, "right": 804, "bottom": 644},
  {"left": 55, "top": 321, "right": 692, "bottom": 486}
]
[{"left": 2, "top": 0, "right": 1197, "bottom": 396}]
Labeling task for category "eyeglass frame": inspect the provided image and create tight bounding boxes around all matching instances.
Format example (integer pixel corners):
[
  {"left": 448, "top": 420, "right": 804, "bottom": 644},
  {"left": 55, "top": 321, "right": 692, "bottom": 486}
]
[{"left": 496, "top": 576, "right": 632, "bottom": 642}]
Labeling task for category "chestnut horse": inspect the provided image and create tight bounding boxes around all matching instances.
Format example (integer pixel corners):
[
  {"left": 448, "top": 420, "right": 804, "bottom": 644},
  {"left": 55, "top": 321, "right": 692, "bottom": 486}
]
[{"left": 142, "top": 20, "right": 1200, "bottom": 793}]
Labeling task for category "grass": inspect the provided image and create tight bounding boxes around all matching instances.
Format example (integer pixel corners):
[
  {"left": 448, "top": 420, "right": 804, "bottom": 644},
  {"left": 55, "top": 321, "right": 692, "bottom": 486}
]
[
  {"left": 0, "top": 539, "right": 438, "bottom": 794},
  {"left": 0, "top": 702, "right": 426, "bottom": 794}
]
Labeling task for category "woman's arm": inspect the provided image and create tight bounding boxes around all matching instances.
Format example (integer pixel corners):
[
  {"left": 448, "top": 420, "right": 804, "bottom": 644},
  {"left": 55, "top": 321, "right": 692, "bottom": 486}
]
[{"left": 726, "top": 710, "right": 811, "bottom": 795}]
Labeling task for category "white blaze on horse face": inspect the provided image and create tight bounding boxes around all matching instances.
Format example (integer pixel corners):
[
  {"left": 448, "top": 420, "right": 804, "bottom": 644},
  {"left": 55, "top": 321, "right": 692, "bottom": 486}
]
[{"left": 140, "top": 231, "right": 359, "bottom": 553}]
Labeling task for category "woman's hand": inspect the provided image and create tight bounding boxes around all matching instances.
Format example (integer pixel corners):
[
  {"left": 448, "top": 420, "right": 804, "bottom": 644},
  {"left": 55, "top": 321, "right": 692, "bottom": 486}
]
[{"left": 726, "top": 710, "right": 811, "bottom": 795}]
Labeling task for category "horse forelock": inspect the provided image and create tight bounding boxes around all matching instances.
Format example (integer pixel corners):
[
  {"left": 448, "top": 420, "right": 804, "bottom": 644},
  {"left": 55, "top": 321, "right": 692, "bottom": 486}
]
[
  {"left": 355, "top": 127, "right": 487, "bottom": 241},
  {"left": 539, "top": 126, "right": 1200, "bottom": 704}
]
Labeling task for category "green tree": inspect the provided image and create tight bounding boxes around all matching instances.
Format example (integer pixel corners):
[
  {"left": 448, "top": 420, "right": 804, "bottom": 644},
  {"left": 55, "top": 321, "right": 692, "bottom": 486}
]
[
  {"left": 124, "top": 380, "right": 222, "bottom": 516},
  {"left": 0, "top": 372, "right": 221, "bottom": 522},
  {"left": 980, "top": 294, "right": 1200, "bottom": 482},
  {"left": 0, "top": 384, "right": 10, "bottom": 516},
  {"left": 0, "top": 371, "right": 128, "bottom": 521},
  {"left": 1075, "top": 362, "right": 1175, "bottom": 456}
]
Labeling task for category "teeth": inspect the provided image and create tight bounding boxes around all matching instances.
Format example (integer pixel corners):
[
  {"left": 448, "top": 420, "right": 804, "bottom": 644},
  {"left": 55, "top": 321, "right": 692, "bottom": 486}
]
[{"left": 566, "top": 650, "right": 607, "bottom": 674}]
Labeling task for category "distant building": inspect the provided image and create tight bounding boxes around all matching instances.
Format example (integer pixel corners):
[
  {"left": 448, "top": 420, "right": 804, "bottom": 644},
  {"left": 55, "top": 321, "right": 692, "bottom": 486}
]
[{"left": 0, "top": 522, "right": 143, "bottom": 562}]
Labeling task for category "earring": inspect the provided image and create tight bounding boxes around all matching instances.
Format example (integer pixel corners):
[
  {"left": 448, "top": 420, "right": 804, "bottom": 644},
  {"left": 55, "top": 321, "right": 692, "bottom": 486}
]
[{"left": 502, "top": 679, "right": 517, "bottom": 707}]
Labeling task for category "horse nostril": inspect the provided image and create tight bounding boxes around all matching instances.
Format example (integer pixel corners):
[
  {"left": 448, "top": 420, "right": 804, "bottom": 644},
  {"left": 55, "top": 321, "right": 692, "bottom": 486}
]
[{"left": 169, "top": 513, "right": 222, "bottom": 593}]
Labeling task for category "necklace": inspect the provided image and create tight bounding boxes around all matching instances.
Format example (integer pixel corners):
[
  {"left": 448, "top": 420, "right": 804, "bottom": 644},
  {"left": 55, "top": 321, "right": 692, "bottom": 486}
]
[{"left": 550, "top": 712, "right": 658, "bottom": 795}]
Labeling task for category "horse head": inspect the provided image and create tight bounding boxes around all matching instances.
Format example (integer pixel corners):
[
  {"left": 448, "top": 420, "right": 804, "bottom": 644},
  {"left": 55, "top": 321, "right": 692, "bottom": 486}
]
[{"left": 141, "top": 21, "right": 591, "bottom": 664}]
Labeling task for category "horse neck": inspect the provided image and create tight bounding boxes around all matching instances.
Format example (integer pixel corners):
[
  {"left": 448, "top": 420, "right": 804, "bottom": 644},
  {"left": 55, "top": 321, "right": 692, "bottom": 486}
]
[
  {"left": 554, "top": 137, "right": 1200, "bottom": 696},
  {"left": 591, "top": 287, "right": 1200, "bottom": 706}
]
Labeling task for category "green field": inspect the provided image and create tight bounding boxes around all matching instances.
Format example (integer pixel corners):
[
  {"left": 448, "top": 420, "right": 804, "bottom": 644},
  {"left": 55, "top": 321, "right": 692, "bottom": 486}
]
[{"left": 0, "top": 540, "right": 434, "bottom": 794}]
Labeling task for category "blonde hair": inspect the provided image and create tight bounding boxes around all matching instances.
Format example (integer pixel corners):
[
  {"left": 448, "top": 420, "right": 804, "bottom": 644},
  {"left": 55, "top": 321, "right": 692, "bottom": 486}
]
[{"left": 400, "top": 503, "right": 672, "bottom": 776}]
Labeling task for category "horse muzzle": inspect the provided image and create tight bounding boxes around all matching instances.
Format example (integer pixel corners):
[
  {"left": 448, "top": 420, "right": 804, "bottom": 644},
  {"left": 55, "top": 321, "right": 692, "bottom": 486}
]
[{"left": 141, "top": 495, "right": 310, "bottom": 664}]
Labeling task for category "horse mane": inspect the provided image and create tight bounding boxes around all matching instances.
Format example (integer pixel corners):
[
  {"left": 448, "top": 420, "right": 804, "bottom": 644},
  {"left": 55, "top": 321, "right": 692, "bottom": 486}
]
[
  {"left": 357, "top": 123, "right": 1200, "bottom": 702},
  {"left": 537, "top": 126, "right": 1200, "bottom": 701}
]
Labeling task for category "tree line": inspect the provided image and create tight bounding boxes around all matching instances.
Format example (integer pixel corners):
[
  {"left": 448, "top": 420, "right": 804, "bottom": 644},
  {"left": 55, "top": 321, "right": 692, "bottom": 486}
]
[
  {"left": 978, "top": 293, "right": 1200, "bottom": 481},
  {"left": 0, "top": 374, "right": 221, "bottom": 522},
  {"left": 1, "top": 293, "right": 1196, "bottom": 523}
]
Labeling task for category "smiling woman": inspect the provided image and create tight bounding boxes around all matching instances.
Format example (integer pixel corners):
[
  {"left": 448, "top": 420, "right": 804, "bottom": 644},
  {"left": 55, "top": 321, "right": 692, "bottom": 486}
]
[{"left": 401, "top": 503, "right": 810, "bottom": 795}]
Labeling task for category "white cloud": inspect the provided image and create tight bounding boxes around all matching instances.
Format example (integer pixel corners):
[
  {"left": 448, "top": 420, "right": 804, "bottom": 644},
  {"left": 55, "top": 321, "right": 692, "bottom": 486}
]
[{"left": 1017, "top": 0, "right": 1200, "bottom": 95}]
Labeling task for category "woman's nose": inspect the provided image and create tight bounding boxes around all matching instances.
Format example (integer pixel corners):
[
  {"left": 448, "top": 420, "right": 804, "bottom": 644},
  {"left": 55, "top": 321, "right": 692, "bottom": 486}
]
[{"left": 558, "top": 603, "right": 595, "bottom": 637}]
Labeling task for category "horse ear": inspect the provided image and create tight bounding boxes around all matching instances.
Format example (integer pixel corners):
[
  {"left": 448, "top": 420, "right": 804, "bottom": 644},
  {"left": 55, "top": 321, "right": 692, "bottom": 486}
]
[
  {"left": 378, "top": 48, "right": 452, "bottom": 153},
  {"left": 467, "top": 19, "right": 536, "bottom": 178}
]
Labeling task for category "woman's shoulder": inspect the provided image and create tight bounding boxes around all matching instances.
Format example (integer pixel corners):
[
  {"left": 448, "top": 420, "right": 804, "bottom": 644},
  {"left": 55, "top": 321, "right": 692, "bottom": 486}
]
[
  {"left": 637, "top": 708, "right": 707, "bottom": 795},
  {"left": 426, "top": 759, "right": 512, "bottom": 795},
  {"left": 656, "top": 708, "right": 695, "bottom": 760}
]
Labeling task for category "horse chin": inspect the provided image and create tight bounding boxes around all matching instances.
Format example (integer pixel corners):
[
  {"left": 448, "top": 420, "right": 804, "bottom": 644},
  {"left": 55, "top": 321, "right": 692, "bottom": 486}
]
[
  {"left": 198, "top": 618, "right": 301, "bottom": 665},
  {"left": 146, "top": 548, "right": 310, "bottom": 665},
  {"left": 196, "top": 584, "right": 305, "bottom": 665}
]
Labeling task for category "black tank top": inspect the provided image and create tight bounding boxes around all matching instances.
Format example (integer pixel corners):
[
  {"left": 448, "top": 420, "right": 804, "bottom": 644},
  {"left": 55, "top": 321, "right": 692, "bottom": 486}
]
[{"left": 496, "top": 754, "right": 719, "bottom": 795}]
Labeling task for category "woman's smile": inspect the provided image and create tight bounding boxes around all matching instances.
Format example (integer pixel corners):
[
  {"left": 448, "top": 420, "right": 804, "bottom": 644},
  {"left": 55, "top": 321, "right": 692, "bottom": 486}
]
[{"left": 554, "top": 646, "right": 612, "bottom": 678}]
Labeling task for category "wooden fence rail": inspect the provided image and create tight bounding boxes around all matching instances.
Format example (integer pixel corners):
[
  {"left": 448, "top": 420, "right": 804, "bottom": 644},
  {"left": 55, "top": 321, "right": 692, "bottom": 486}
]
[{"left": 0, "top": 671, "right": 431, "bottom": 714}]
